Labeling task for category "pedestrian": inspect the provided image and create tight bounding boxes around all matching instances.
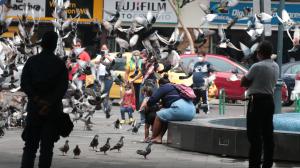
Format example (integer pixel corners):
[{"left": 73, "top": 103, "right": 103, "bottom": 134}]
[
  {"left": 119, "top": 82, "right": 136, "bottom": 125},
  {"left": 20, "top": 31, "right": 69, "bottom": 168},
  {"left": 130, "top": 50, "right": 159, "bottom": 124},
  {"left": 148, "top": 74, "right": 195, "bottom": 144},
  {"left": 139, "top": 86, "right": 158, "bottom": 142},
  {"left": 241, "top": 41, "right": 279, "bottom": 168},
  {"left": 124, "top": 50, "right": 143, "bottom": 110},
  {"left": 92, "top": 44, "right": 115, "bottom": 118},
  {"left": 69, "top": 38, "right": 91, "bottom": 90},
  {"left": 180, "top": 48, "right": 214, "bottom": 114}
]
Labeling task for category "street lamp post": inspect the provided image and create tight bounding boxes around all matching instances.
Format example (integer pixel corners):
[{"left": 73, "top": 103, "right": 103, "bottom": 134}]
[{"left": 274, "top": 0, "right": 285, "bottom": 114}]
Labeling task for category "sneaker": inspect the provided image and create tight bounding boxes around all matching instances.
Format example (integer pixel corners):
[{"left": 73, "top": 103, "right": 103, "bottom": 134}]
[
  {"left": 128, "top": 118, "right": 135, "bottom": 125},
  {"left": 120, "top": 120, "right": 125, "bottom": 124}
]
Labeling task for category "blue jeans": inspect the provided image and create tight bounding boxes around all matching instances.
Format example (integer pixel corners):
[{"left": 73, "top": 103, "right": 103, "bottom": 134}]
[
  {"left": 156, "top": 99, "right": 196, "bottom": 122},
  {"left": 120, "top": 107, "right": 133, "bottom": 120}
]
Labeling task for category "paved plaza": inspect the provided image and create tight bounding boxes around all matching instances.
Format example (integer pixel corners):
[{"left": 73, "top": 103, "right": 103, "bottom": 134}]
[{"left": 0, "top": 102, "right": 299, "bottom": 168}]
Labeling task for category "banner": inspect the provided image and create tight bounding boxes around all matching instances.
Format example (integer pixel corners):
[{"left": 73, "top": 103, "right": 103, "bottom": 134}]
[
  {"left": 7, "top": 0, "right": 46, "bottom": 17},
  {"left": 45, "top": 0, "right": 94, "bottom": 19},
  {"left": 210, "top": 1, "right": 300, "bottom": 25},
  {"left": 103, "top": 0, "right": 178, "bottom": 24}
]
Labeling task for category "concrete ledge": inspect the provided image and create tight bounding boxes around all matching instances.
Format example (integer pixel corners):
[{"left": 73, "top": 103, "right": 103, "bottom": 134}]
[{"left": 167, "top": 117, "right": 300, "bottom": 162}]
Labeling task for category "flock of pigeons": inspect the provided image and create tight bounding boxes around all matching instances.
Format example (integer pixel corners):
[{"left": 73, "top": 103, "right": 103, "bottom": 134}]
[{"left": 59, "top": 135, "right": 152, "bottom": 159}]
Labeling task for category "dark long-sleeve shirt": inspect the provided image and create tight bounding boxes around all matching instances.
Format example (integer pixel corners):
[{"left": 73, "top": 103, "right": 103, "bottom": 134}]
[
  {"left": 147, "top": 84, "right": 181, "bottom": 108},
  {"left": 21, "top": 50, "right": 69, "bottom": 120}
]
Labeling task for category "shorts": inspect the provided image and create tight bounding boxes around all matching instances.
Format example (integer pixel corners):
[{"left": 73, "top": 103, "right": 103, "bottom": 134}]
[{"left": 156, "top": 99, "right": 195, "bottom": 122}]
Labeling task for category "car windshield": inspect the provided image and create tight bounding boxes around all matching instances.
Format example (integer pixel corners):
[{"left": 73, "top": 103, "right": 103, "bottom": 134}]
[{"left": 175, "top": 56, "right": 247, "bottom": 74}]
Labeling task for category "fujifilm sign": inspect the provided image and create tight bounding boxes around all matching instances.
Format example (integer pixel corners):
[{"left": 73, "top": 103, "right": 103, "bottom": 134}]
[
  {"left": 104, "top": 0, "right": 177, "bottom": 24},
  {"left": 8, "top": 0, "right": 45, "bottom": 17}
]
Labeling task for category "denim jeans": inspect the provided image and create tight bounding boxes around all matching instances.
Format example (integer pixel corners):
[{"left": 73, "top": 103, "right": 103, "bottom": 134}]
[
  {"left": 156, "top": 99, "right": 196, "bottom": 122},
  {"left": 120, "top": 106, "right": 133, "bottom": 120}
]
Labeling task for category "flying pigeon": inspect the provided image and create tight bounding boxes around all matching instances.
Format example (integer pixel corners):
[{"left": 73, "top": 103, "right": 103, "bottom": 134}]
[
  {"left": 110, "top": 136, "right": 125, "bottom": 152},
  {"left": 90, "top": 134, "right": 99, "bottom": 150},
  {"left": 179, "top": 0, "right": 195, "bottom": 8},
  {"left": 97, "top": 137, "right": 111, "bottom": 154},
  {"left": 287, "top": 26, "right": 300, "bottom": 52},
  {"left": 59, "top": 140, "right": 69, "bottom": 156},
  {"left": 239, "top": 42, "right": 259, "bottom": 59},
  {"left": 73, "top": 145, "right": 81, "bottom": 159},
  {"left": 218, "top": 25, "right": 241, "bottom": 51},
  {"left": 136, "top": 142, "right": 153, "bottom": 159},
  {"left": 276, "top": 9, "right": 295, "bottom": 28}
]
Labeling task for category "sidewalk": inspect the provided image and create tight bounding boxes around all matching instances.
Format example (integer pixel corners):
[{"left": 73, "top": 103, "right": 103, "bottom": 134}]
[{"left": 0, "top": 103, "right": 299, "bottom": 168}]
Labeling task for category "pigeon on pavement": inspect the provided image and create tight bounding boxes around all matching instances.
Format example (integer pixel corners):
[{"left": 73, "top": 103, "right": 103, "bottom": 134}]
[
  {"left": 59, "top": 140, "right": 69, "bottom": 156},
  {"left": 90, "top": 134, "right": 99, "bottom": 150},
  {"left": 73, "top": 145, "right": 81, "bottom": 159},
  {"left": 97, "top": 137, "right": 111, "bottom": 154},
  {"left": 136, "top": 142, "right": 153, "bottom": 159},
  {"left": 110, "top": 136, "right": 125, "bottom": 152}
]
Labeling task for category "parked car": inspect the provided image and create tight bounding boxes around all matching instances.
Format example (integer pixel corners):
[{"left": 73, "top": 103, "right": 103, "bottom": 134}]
[
  {"left": 173, "top": 54, "right": 288, "bottom": 102},
  {"left": 281, "top": 61, "right": 300, "bottom": 106}
]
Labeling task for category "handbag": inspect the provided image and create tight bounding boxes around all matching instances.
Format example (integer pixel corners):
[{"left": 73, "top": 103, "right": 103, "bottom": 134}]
[{"left": 58, "top": 113, "right": 74, "bottom": 137}]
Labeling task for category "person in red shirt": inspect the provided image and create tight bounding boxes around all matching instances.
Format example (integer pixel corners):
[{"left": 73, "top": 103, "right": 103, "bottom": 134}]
[
  {"left": 68, "top": 39, "right": 91, "bottom": 90},
  {"left": 119, "top": 82, "right": 136, "bottom": 124}
]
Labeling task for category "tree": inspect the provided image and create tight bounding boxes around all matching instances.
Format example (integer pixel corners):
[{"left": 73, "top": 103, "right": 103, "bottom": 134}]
[{"left": 168, "top": 0, "right": 195, "bottom": 54}]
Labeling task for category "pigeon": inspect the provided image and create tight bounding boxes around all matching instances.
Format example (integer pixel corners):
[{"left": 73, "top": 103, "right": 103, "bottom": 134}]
[
  {"left": 110, "top": 136, "right": 125, "bottom": 152},
  {"left": 97, "top": 137, "right": 111, "bottom": 154},
  {"left": 59, "top": 140, "right": 69, "bottom": 156},
  {"left": 287, "top": 26, "right": 300, "bottom": 52},
  {"left": 114, "top": 119, "right": 121, "bottom": 129},
  {"left": 239, "top": 42, "right": 259, "bottom": 60},
  {"left": 179, "top": 0, "right": 195, "bottom": 8},
  {"left": 276, "top": 9, "right": 295, "bottom": 28},
  {"left": 90, "top": 134, "right": 99, "bottom": 150},
  {"left": 217, "top": 25, "right": 241, "bottom": 51},
  {"left": 128, "top": 122, "right": 142, "bottom": 134},
  {"left": 136, "top": 142, "right": 153, "bottom": 159},
  {"left": 73, "top": 145, "right": 81, "bottom": 159},
  {"left": 81, "top": 117, "right": 94, "bottom": 131}
]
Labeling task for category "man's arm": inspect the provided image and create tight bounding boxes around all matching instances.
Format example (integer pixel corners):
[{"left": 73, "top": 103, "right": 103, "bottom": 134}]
[
  {"left": 20, "top": 59, "right": 36, "bottom": 99},
  {"left": 240, "top": 76, "right": 252, "bottom": 87}
]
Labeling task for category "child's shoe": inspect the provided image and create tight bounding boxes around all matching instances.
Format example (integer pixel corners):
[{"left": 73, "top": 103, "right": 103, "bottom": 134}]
[
  {"left": 120, "top": 120, "right": 125, "bottom": 124},
  {"left": 128, "top": 118, "right": 135, "bottom": 125}
]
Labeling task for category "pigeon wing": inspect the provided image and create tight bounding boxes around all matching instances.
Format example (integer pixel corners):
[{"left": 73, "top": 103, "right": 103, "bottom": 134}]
[
  {"left": 239, "top": 42, "right": 250, "bottom": 58},
  {"left": 227, "top": 42, "right": 241, "bottom": 51},
  {"left": 129, "top": 34, "right": 139, "bottom": 47},
  {"left": 116, "top": 37, "right": 129, "bottom": 49}
]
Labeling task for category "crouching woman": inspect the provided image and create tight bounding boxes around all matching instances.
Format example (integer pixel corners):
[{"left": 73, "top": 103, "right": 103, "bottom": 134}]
[{"left": 147, "top": 74, "right": 196, "bottom": 144}]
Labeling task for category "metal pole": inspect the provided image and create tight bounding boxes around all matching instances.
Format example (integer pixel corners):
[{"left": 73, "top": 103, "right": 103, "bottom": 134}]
[
  {"left": 274, "top": 0, "right": 285, "bottom": 114},
  {"left": 260, "top": 0, "right": 265, "bottom": 40}
]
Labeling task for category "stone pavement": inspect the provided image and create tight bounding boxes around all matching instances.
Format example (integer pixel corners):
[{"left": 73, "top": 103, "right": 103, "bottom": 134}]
[{"left": 0, "top": 102, "right": 299, "bottom": 168}]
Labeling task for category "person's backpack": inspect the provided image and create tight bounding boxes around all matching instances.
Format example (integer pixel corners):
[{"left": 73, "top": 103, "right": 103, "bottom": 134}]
[{"left": 173, "top": 84, "right": 196, "bottom": 100}]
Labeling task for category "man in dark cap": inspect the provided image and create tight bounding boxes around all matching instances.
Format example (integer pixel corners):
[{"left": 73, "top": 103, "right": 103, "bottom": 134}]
[{"left": 20, "top": 31, "right": 69, "bottom": 168}]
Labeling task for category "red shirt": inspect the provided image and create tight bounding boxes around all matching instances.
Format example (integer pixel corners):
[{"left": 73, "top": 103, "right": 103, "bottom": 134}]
[
  {"left": 68, "top": 51, "right": 91, "bottom": 81},
  {"left": 122, "top": 90, "right": 136, "bottom": 110}
]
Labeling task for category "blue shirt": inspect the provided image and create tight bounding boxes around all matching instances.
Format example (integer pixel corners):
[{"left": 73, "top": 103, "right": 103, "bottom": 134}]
[
  {"left": 192, "top": 61, "right": 212, "bottom": 87},
  {"left": 147, "top": 84, "right": 181, "bottom": 108}
]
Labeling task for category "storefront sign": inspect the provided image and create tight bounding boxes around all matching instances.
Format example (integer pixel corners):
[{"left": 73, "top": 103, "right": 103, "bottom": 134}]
[
  {"left": 7, "top": 0, "right": 46, "bottom": 17},
  {"left": 103, "top": 0, "right": 178, "bottom": 24},
  {"left": 45, "top": 0, "right": 94, "bottom": 19},
  {"left": 210, "top": 1, "right": 300, "bottom": 25}
]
